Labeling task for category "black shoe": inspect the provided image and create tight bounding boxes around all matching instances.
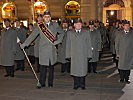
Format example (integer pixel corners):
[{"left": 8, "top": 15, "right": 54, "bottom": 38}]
[
  {"left": 88, "top": 71, "right": 91, "bottom": 73},
  {"left": 15, "top": 68, "right": 20, "bottom": 71},
  {"left": 93, "top": 71, "right": 97, "bottom": 73},
  {"left": 36, "top": 86, "right": 42, "bottom": 89},
  {"left": 125, "top": 80, "right": 130, "bottom": 84},
  {"left": 36, "top": 84, "right": 45, "bottom": 89},
  {"left": 21, "top": 67, "right": 25, "bottom": 71},
  {"left": 81, "top": 87, "right": 86, "bottom": 90},
  {"left": 4, "top": 74, "right": 10, "bottom": 77},
  {"left": 21, "top": 69, "right": 24, "bottom": 71},
  {"left": 10, "top": 74, "right": 14, "bottom": 77},
  {"left": 73, "top": 87, "right": 79, "bottom": 90},
  {"left": 48, "top": 84, "right": 53, "bottom": 88},
  {"left": 119, "top": 79, "right": 124, "bottom": 83}
]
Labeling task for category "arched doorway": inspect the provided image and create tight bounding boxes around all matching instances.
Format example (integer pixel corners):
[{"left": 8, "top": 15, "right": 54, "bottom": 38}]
[
  {"left": 102, "top": 0, "right": 132, "bottom": 26},
  {"left": 65, "top": 1, "right": 80, "bottom": 19}
]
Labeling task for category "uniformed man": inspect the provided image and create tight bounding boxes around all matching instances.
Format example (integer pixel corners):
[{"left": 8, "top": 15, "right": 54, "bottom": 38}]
[
  {"left": 110, "top": 21, "right": 117, "bottom": 62},
  {"left": 88, "top": 20, "right": 102, "bottom": 73},
  {"left": 0, "top": 19, "right": 17, "bottom": 77},
  {"left": 0, "top": 23, "right": 3, "bottom": 39},
  {"left": 58, "top": 19, "right": 70, "bottom": 74},
  {"left": 115, "top": 20, "right": 133, "bottom": 84},
  {"left": 20, "top": 11, "right": 64, "bottom": 88},
  {"left": 94, "top": 19, "right": 100, "bottom": 30},
  {"left": 15, "top": 19, "right": 27, "bottom": 71},
  {"left": 94, "top": 20, "right": 103, "bottom": 61},
  {"left": 27, "top": 23, "right": 35, "bottom": 64},
  {"left": 66, "top": 18, "right": 92, "bottom": 90},
  {"left": 114, "top": 20, "right": 123, "bottom": 68}
]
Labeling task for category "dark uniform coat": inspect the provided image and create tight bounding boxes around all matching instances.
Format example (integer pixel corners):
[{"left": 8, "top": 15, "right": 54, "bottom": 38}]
[
  {"left": 89, "top": 29, "right": 102, "bottom": 62},
  {"left": 57, "top": 29, "right": 68, "bottom": 63},
  {"left": 23, "top": 22, "right": 64, "bottom": 66},
  {"left": 0, "top": 28, "right": 17, "bottom": 66},
  {"left": 15, "top": 27, "right": 27, "bottom": 60},
  {"left": 34, "top": 35, "right": 40, "bottom": 58},
  {"left": 66, "top": 29, "right": 92, "bottom": 76},
  {"left": 26, "top": 30, "right": 35, "bottom": 56},
  {"left": 115, "top": 29, "right": 133, "bottom": 70}
]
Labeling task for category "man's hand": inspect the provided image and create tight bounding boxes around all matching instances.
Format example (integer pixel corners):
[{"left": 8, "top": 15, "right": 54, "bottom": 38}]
[
  {"left": 54, "top": 41, "right": 59, "bottom": 46},
  {"left": 116, "top": 55, "right": 120, "bottom": 60},
  {"left": 88, "top": 58, "right": 92, "bottom": 61},
  {"left": 20, "top": 43, "right": 26, "bottom": 49},
  {"left": 66, "top": 58, "right": 71, "bottom": 62}
]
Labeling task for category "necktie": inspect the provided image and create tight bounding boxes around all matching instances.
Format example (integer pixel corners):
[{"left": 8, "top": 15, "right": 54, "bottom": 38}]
[
  {"left": 77, "top": 31, "right": 80, "bottom": 33},
  {"left": 5, "top": 29, "right": 7, "bottom": 32},
  {"left": 46, "top": 24, "right": 49, "bottom": 27},
  {"left": 125, "top": 31, "right": 128, "bottom": 34}
]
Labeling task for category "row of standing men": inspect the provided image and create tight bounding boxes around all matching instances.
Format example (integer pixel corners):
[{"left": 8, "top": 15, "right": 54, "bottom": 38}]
[
  {"left": 108, "top": 20, "right": 133, "bottom": 84},
  {"left": 0, "top": 10, "right": 133, "bottom": 90}
]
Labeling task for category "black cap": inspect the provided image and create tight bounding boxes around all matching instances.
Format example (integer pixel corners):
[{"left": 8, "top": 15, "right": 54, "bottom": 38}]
[
  {"left": 15, "top": 19, "right": 20, "bottom": 22},
  {"left": 43, "top": 10, "right": 51, "bottom": 16},
  {"left": 123, "top": 20, "right": 130, "bottom": 25},
  {"left": 95, "top": 19, "right": 99, "bottom": 23},
  {"left": 4, "top": 19, "right": 10, "bottom": 22},
  {"left": 37, "top": 14, "right": 43, "bottom": 18},
  {"left": 73, "top": 18, "right": 82, "bottom": 23},
  {"left": 118, "top": 20, "right": 122, "bottom": 24},
  {"left": 62, "top": 19, "right": 68, "bottom": 23},
  {"left": 89, "top": 20, "right": 94, "bottom": 25},
  {"left": 29, "top": 23, "right": 33, "bottom": 26}
]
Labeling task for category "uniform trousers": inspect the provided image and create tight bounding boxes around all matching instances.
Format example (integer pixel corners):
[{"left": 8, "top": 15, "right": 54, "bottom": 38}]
[
  {"left": 39, "top": 61, "right": 54, "bottom": 87},
  {"left": 88, "top": 62, "right": 97, "bottom": 73},
  {"left": 4, "top": 66, "right": 14, "bottom": 76},
  {"left": 15, "top": 60, "right": 24, "bottom": 70},
  {"left": 119, "top": 69, "right": 130, "bottom": 81},
  {"left": 35, "top": 57, "right": 40, "bottom": 73},
  {"left": 73, "top": 76, "right": 85, "bottom": 88},
  {"left": 61, "top": 62, "right": 70, "bottom": 73}
]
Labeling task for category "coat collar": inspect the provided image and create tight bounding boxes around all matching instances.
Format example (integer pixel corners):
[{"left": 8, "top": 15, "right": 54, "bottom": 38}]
[
  {"left": 45, "top": 21, "right": 53, "bottom": 27},
  {"left": 72, "top": 28, "right": 85, "bottom": 33},
  {"left": 121, "top": 29, "right": 133, "bottom": 35}
]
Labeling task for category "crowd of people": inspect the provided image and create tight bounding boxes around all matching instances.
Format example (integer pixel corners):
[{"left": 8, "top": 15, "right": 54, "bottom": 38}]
[{"left": 0, "top": 10, "right": 133, "bottom": 90}]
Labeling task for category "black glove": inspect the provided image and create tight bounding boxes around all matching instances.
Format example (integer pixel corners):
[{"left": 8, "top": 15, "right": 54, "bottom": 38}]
[
  {"left": 88, "top": 58, "right": 92, "bottom": 61},
  {"left": 66, "top": 58, "right": 71, "bottom": 62}
]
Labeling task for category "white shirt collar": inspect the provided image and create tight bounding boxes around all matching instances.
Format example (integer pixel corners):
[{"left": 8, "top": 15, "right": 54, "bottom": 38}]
[
  {"left": 46, "top": 22, "right": 50, "bottom": 26},
  {"left": 75, "top": 29, "right": 81, "bottom": 33},
  {"left": 63, "top": 29, "right": 68, "bottom": 32},
  {"left": 16, "top": 27, "right": 20, "bottom": 29},
  {"left": 90, "top": 29, "right": 94, "bottom": 32},
  {"left": 6, "top": 27, "right": 10, "bottom": 30},
  {"left": 124, "top": 30, "right": 129, "bottom": 34}
]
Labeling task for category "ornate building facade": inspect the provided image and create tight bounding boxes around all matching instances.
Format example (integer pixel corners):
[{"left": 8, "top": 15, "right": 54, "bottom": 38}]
[{"left": 0, "top": 0, "right": 133, "bottom": 26}]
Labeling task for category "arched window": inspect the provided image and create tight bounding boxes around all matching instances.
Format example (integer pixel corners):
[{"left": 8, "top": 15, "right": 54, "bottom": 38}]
[{"left": 104, "top": 0, "right": 125, "bottom": 7}]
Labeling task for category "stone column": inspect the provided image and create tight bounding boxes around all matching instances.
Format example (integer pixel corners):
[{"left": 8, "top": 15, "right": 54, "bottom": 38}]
[
  {"left": 98, "top": 1, "right": 104, "bottom": 21},
  {"left": 91, "top": 0, "right": 98, "bottom": 19},
  {"left": 81, "top": 0, "right": 98, "bottom": 22},
  {"left": 81, "top": 0, "right": 91, "bottom": 22}
]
